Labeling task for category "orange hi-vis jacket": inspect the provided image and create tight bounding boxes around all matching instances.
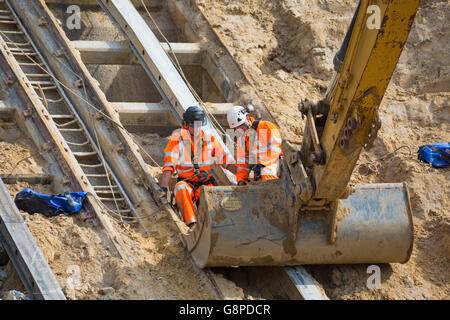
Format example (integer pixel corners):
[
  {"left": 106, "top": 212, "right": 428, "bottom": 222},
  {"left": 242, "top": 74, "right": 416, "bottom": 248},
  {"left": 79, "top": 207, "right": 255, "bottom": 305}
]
[
  {"left": 163, "top": 126, "right": 234, "bottom": 224},
  {"left": 235, "top": 117, "right": 283, "bottom": 183},
  {"left": 163, "top": 126, "right": 234, "bottom": 182}
]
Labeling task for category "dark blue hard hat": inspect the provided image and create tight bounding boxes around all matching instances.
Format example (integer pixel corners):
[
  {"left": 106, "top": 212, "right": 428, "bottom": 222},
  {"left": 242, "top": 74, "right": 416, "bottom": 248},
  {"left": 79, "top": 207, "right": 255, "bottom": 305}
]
[{"left": 183, "top": 106, "right": 206, "bottom": 126}]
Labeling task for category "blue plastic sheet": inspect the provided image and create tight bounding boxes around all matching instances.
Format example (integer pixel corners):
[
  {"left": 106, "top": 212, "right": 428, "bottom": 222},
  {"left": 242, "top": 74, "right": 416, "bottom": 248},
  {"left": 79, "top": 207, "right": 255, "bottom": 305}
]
[{"left": 418, "top": 142, "right": 450, "bottom": 168}]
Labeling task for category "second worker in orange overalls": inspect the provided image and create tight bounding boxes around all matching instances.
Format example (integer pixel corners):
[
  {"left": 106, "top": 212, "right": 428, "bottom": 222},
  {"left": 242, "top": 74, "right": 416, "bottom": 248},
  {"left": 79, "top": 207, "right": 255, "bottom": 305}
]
[{"left": 226, "top": 105, "right": 283, "bottom": 185}]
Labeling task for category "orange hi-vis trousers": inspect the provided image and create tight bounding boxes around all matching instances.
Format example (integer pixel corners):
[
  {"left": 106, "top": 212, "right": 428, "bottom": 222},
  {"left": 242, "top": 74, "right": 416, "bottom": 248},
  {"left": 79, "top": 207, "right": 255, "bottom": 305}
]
[{"left": 174, "top": 180, "right": 214, "bottom": 224}]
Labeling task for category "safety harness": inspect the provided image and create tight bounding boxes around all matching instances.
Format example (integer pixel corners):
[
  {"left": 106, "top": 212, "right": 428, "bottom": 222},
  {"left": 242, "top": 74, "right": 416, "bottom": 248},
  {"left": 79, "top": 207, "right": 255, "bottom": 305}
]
[
  {"left": 179, "top": 133, "right": 217, "bottom": 189},
  {"left": 247, "top": 120, "right": 265, "bottom": 181}
]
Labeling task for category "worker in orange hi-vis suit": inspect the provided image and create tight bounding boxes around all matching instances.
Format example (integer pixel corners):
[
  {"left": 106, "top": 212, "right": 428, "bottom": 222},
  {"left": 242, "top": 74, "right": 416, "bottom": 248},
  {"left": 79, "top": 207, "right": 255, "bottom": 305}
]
[
  {"left": 159, "top": 106, "right": 237, "bottom": 227},
  {"left": 227, "top": 105, "right": 283, "bottom": 186}
]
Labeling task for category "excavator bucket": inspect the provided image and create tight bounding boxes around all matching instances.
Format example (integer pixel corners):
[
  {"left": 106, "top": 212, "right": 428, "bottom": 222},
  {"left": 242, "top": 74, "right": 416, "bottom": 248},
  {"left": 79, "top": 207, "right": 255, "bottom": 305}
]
[{"left": 184, "top": 181, "right": 414, "bottom": 268}]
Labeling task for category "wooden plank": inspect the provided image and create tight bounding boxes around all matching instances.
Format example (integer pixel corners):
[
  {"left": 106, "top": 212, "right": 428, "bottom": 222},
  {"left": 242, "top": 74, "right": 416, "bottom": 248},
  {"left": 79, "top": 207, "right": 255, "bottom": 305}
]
[
  {"left": 0, "top": 178, "right": 66, "bottom": 300},
  {"left": 72, "top": 40, "right": 202, "bottom": 66}
]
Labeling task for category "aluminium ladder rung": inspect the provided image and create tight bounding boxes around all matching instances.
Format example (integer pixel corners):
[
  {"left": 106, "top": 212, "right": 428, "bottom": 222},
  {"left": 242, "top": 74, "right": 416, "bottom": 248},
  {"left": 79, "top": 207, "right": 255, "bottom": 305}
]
[
  {"left": 51, "top": 114, "right": 74, "bottom": 120},
  {"left": 94, "top": 185, "right": 119, "bottom": 190},
  {"left": 79, "top": 163, "right": 104, "bottom": 168},
  {"left": 12, "top": 51, "right": 37, "bottom": 56},
  {"left": 0, "top": 20, "right": 16, "bottom": 24},
  {"left": 66, "top": 140, "right": 90, "bottom": 147},
  {"left": 30, "top": 80, "right": 53, "bottom": 86},
  {"left": 73, "top": 151, "right": 98, "bottom": 158},
  {"left": 95, "top": 191, "right": 122, "bottom": 197},
  {"left": 58, "top": 128, "right": 84, "bottom": 132},
  {"left": 94, "top": 188, "right": 121, "bottom": 193},
  {"left": 18, "top": 62, "right": 44, "bottom": 66},
  {"left": 5, "top": 41, "right": 29, "bottom": 46},
  {"left": 25, "top": 73, "right": 52, "bottom": 78},
  {"left": 86, "top": 174, "right": 109, "bottom": 178},
  {"left": 98, "top": 197, "right": 125, "bottom": 202},
  {"left": 32, "top": 85, "right": 57, "bottom": 90},
  {"left": 39, "top": 97, "right": 64, "bottom": 103},
  {"left": 108, "top": 209, "right": 132, "bottom": 214},
  {"left": 10, "top": 47, "right": 33, "bottom": 52},
  {"left": 103, "top": 209, "right": 132, "bottom": 214},
  {"left": 55, "top": 118, "right": 78, "bottom": 127}
]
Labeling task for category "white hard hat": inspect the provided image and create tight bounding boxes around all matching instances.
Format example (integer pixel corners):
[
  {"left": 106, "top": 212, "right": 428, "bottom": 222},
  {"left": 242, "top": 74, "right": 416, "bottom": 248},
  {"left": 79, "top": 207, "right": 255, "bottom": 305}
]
[{"left": 227, "top": 105, "right": 248, "bottom": 129}]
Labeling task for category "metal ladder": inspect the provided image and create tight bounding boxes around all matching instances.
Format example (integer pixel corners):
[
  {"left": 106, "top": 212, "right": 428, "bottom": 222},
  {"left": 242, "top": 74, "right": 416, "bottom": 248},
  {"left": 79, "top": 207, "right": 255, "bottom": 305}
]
[{"left": 0, "top": 1, "right": 141, "bottom": 226}]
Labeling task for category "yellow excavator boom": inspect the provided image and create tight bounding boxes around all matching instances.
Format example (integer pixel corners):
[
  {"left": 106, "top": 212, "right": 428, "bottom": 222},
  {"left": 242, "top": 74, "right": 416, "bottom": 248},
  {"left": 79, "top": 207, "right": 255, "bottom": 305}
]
[{"left": 312, "top": 0, "right": 420, "bottom": 201}]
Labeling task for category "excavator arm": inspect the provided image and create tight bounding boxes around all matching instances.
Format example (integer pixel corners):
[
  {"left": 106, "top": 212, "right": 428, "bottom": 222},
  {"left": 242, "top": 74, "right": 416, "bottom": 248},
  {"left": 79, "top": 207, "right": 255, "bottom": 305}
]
[
  {"left": 297, "top": 0, "right": 420, "bottom": 202},
  {"left": 183, "top": 0, "right": 420, "bottom": 267}
]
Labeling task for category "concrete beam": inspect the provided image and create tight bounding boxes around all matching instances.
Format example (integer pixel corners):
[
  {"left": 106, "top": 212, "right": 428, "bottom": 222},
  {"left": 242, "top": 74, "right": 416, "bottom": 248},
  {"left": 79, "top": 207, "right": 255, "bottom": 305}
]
[
  {"left": 72, "top": 40, "right": 202, "bottom": 66},
  {"left": 114, "top": 102, "right": 232, "bottom": 129}
]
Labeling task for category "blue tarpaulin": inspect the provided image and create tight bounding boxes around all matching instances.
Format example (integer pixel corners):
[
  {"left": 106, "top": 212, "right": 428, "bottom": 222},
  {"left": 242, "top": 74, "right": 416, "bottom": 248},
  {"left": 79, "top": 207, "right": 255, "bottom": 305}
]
[
  {"left": 14, "top": 188, "right": 87, "bottom": 217},
  {"left": 418, "top": 142, "right": 450, "bottom": 168}
]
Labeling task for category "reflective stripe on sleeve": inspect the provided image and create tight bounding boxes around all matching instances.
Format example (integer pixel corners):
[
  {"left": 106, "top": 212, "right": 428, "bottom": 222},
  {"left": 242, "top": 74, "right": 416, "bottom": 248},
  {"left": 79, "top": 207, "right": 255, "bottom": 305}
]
[
  {"left": 268, "top": 136, "right": 282, "bottom": 145},
  {"left": 164, "top": 162, "right": 177, "bottom": 168},
  {"left": 164, "top": 152, "right": 179, "bottom": 159},
  {"left": 197, "top": 160, "right": 214, "bottom": 167},
  {"left": 267, "top": 145, "right": 281, "bottom": 153}
]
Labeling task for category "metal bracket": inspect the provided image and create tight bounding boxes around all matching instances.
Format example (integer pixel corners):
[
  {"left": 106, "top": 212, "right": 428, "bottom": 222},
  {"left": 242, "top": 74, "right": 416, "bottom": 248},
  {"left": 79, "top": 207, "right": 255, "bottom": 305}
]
[{"left": 364, "top": 109, "right": 382, "bottom": 149}]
